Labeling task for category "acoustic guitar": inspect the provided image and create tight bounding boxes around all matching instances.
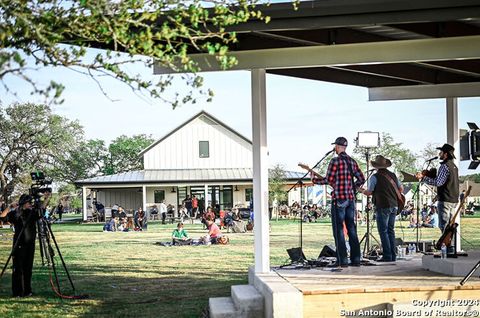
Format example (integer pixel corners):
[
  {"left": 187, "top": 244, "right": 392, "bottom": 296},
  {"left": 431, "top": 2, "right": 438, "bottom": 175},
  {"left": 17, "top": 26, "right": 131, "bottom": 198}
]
[{"left": 435, "top": 185, "right": 471, "bottom": 250}]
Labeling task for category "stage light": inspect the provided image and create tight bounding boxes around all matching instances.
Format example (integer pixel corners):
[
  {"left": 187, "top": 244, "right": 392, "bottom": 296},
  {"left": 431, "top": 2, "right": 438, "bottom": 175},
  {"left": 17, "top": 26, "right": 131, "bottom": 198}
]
[{"left": 355, "top": 131, "right": 380, "bottom": 148}]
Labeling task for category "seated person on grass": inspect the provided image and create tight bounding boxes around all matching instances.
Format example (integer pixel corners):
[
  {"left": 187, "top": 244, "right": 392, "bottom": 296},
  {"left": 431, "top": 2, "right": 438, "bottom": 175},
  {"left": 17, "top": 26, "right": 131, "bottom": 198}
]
[
  {"left": 203, "top": 217, "right": 222, "bottom": 244},
  {"left": 135, "top": 207, "right": 146, "bottom": 230},
  {"left": 172, "top": 222, "right": 192, "bottom": 245},
  {"left": 422, "top": 207, "right": 439, "bottom": 228},
  {"left": 103, "top": 217, "right": 118, "bottom": 232}
]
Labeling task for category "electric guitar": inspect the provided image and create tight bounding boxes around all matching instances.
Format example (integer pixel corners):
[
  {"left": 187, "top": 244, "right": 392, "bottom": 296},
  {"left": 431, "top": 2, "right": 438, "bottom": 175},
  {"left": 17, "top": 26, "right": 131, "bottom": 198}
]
[
  {"left": 298, "top": 163, "right": 323, "bottom": 179},
  {"left": 435, "top": 185, "right": 471, "bottom": 250}
]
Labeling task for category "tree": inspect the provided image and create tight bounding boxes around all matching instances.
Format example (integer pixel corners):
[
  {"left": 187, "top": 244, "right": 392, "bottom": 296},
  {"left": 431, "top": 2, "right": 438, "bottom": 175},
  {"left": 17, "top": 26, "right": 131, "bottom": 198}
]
[
  {"left": 52, "top": 139, "right": 109, "bottom": 183},
  {"left": 1, "top": 0, "right": 268, "bottom": 107},
  {"left": 353, "top": 132, "right": 417, "bottom": 175},
  {"left": 418, "top": 142, "right": 440, "bottom": 170},
  {"left": 104, "top": 134, "right": 155, "bottom": 174},
  {"left": 0, "top": 103, "right": 82, "bottom": 202},
  {"left": 269, "top": 163, "right": 287, "bottom": 220}
]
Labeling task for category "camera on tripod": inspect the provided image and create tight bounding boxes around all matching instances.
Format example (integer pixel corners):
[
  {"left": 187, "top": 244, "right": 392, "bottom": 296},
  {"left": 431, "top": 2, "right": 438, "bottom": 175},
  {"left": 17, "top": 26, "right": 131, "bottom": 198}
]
[{"left": 29, "top": 171, "right": 52, "bottom": 203}]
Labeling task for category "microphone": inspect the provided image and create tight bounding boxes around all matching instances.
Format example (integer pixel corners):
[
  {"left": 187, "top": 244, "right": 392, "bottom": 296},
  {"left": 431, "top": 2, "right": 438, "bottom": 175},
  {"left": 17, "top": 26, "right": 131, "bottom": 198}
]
[{"left": 425, "top": 156, "right": 438, "bottom": 162}]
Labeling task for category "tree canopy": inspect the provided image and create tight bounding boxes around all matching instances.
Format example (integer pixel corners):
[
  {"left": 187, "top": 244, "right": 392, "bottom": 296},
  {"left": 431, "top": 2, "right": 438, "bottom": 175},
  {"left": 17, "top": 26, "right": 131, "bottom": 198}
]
[
  {"left": 353, "top": 132, "right": 417, "bottom": 176},
  {"left": 0, "top": 103, "right": 82, "bottom": 201},
  {"left": 105, "top": 134, "right": 155, "bottom": 174},
  {"left": 0, "top": 0, "right": 268, "bottom": 106}
]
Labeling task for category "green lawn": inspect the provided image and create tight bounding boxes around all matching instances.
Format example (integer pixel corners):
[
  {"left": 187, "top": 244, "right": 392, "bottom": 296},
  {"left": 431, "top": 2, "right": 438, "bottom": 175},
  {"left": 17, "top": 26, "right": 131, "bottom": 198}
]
[{"left": 1, "top": 216, "right": 479, "bottom": 318}]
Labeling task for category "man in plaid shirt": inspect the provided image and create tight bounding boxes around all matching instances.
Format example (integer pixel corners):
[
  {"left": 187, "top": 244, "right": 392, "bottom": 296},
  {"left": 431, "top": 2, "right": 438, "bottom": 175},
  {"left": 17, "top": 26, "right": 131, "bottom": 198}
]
[{"left": 311, "top": 137, "right": 365, "bottom": 267}]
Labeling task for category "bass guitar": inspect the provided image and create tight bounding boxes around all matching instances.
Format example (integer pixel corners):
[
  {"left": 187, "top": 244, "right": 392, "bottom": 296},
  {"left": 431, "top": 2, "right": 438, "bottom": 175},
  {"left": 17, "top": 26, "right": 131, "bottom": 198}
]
[{"left": 435, "top": 185, "right": 471, "bottom": 250}]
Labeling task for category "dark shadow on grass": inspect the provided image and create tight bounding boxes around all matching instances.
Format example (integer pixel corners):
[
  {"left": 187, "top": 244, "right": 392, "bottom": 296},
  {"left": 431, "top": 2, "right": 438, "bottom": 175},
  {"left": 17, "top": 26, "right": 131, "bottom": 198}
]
[{"left": 0, "top": 260, "right": 248, "bottom": 318}]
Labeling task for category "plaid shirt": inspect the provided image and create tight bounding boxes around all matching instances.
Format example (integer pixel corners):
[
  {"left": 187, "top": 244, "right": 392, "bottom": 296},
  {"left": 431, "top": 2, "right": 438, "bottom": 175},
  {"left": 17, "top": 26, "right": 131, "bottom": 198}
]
[
  {"left": 312, "top": 152, "right": 365, "bottom": 201},
  {"left": 422, "top": 162, "right": 449, "bottom": 187}
]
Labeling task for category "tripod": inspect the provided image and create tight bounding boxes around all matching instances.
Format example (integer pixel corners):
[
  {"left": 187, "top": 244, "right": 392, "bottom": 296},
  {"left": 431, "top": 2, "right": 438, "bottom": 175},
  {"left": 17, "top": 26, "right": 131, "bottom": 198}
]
[
  {"left": 359, "top": 149, "right": 380, "bottom": 258},
  {"left": 1, "top": 207, "right": 84, "bottom": 299},
  {"left": 460, "top": 261, "right": 480, "bottom": 286}
]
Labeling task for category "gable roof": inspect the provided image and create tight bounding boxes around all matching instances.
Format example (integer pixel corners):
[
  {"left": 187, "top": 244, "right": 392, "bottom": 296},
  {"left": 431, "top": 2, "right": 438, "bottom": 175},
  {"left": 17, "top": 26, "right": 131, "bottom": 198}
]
[{"left": 138, "top": 110, "right": 252, "bottom": 157}]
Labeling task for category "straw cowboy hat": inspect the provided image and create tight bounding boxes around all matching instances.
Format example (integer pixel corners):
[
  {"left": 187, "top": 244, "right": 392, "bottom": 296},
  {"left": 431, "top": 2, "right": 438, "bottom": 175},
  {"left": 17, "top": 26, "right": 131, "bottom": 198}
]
[{"left": 370, "top": 155, "right": 392, "bottom": 169}]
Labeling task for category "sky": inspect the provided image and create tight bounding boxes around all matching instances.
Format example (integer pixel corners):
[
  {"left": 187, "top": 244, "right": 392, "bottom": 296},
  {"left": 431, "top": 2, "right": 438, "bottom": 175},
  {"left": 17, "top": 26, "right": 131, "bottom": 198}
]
[{"left": 1, "top": 54, "right": 480, "bottom": 176}]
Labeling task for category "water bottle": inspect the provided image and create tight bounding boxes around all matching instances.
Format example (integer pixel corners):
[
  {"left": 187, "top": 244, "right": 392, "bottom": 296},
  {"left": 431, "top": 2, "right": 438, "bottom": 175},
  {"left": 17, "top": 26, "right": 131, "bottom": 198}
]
[{"left": 441, "top": 243, "right": 447, "bottom": 259}]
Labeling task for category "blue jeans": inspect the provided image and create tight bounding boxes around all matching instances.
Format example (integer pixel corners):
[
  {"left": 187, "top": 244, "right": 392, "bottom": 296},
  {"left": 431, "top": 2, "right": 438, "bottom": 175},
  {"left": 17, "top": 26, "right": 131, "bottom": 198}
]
[
  {"left": 437, "top": 201, "right": 456, "bottom": 232},
  {"left": 376, "top": 207, "right": 397, "bottom": 261},
  {"left": 331, "top": 200, "right": 361, "bottom": 265}
]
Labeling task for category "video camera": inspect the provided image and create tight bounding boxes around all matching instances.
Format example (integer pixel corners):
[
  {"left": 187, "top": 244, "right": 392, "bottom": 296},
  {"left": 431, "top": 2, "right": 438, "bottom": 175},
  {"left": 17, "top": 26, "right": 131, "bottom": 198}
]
[{"left": 29, "top": 171, "right": 52, "bottom": 198}]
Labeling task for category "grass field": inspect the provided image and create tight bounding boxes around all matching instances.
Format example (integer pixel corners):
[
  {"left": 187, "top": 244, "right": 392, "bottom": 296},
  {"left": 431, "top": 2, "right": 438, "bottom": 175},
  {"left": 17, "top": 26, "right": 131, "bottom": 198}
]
[{"left": 0, "top": 215, "right": 479, "bottom": 318}]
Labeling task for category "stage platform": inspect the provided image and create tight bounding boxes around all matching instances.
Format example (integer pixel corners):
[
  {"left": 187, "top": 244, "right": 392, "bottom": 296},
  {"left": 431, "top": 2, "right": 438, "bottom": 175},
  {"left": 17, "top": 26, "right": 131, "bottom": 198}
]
[{"left": 263, "top": 255, "right": 480, "bottom": 318}]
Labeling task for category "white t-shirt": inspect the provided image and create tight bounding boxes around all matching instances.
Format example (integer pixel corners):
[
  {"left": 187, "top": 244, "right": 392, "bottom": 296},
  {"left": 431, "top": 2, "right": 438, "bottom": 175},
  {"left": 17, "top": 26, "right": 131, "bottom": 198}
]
[{"left": 159, "top": 203, "right": 167, "bottom": 213}]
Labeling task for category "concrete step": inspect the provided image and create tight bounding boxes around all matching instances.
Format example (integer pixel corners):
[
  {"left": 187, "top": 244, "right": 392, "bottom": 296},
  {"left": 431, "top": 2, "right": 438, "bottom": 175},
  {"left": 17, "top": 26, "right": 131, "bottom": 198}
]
[
  {"left": 209, "top": 297, "right": 239, "bottom": 318},
  {"left": 231, "top": 285, "right": 264, "bottom": 313}
]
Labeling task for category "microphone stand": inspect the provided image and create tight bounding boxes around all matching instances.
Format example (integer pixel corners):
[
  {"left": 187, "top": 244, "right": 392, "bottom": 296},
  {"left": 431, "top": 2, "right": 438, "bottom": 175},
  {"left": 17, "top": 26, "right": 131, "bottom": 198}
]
[
  {"left": 413, "top": 159, "right": 434, "bottom": 251},
  {"left": 287, "top": 149, "right": 334, "bottom": 260}
]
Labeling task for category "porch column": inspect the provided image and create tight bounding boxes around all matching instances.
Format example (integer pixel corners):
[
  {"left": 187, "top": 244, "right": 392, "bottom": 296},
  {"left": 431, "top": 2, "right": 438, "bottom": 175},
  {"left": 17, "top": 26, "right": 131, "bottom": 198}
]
[
  {"left": 252, "top": 68, "right": 269, "bottom": 273},
  {"left": 82, "top": 186, "right": 87, "bottom": 221},
  {"left": 142, "top": 185, "right": 147, "bottom": 212},
  {"left": 446, "top": 97, "right": 461, "bottom": 251},
  {"left": 204, "top": 184, "right": 209, "bottom": 207}
]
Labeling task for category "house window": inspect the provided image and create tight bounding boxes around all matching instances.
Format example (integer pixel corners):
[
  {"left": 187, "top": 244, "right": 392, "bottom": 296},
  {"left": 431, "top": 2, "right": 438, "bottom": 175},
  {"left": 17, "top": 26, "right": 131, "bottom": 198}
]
[
  {"left": 199, "top": 141, "right": 209, "bottom": 158},
  {"left": 245, "top": 188, "right": 253, "bottom": 202},
  {"left": 154, "top": 190, "right": 165, "bottom": 203}
]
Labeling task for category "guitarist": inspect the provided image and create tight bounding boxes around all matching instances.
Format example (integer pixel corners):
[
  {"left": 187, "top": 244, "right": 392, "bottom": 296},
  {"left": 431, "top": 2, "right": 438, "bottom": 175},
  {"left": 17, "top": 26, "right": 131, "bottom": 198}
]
[
  {"left": 415, "top": 144, "right": 459, "bottom": 233},
  {"left": 300, "top": 137, "right": 365, "bottom": 267},
  {"left": 359, "top": 155, "right": 404, "bottom": 263}
]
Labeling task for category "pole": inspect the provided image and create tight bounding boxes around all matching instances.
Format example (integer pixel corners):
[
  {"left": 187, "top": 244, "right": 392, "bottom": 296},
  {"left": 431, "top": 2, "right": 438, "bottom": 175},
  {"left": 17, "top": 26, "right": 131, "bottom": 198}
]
[{"left": 299, "top": 181, "right": 303, "bottom": 251}]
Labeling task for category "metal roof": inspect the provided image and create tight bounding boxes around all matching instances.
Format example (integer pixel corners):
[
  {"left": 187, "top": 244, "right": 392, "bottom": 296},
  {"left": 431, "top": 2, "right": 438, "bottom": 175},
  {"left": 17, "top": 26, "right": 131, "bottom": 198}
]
[{"left": 75, "top": 168, "right": 308, "bottom": 185}]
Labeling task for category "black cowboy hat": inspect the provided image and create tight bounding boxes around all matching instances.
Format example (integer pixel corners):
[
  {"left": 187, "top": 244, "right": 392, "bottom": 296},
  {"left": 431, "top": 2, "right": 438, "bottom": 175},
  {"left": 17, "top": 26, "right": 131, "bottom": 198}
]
[
  {"left": 370, "top": 155, "right": 392, "bottom": 169},
  {"left": 436, "top": 143, "right": 456, "bottom": 158}
]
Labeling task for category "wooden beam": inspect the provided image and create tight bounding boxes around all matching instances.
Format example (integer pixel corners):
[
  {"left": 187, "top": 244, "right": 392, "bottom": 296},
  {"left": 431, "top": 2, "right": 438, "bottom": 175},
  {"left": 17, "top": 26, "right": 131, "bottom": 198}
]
[
  {"left": 154, "top": 35, "right": 480, "bottom": 74},
  {"left": 369, "top": 82, "right": 480, "bottom": 101}
]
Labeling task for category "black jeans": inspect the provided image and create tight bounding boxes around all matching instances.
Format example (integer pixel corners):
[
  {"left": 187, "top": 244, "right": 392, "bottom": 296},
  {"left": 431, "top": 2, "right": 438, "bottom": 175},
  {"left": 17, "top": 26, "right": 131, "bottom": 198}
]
[{"left": 12, "top": 242, "right": 35, "bottom": 297}]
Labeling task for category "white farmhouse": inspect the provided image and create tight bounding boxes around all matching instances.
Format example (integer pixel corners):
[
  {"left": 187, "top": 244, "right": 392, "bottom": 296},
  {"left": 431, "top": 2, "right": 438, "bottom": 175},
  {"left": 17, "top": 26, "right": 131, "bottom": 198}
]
[{"left": 76, "top": 111, "right": 307, "bottom": 220}]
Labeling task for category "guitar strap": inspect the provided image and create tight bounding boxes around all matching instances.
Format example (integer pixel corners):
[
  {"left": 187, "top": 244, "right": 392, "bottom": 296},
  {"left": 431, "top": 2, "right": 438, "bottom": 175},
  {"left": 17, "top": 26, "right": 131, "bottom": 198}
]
[
  {"left": 340, "top": 156, "right": 360, "bottom": 228},
  {"left": 341, "top": 156, "right": 358, "bottom": 199}
]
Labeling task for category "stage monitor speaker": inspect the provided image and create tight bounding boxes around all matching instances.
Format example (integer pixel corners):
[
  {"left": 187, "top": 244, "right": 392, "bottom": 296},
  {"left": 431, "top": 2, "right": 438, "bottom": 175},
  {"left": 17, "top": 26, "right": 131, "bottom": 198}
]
[
  {"left": 318, "top": 245, "right": 336, "bottom": 258},
  {"left": 287, "top": 247, "right": 306, "bottom": 263}
]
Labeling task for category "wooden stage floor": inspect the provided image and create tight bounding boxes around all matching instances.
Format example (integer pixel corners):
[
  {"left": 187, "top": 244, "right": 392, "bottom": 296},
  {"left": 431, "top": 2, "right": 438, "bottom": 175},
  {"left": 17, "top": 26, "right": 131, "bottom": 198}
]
[{"left": 274, "top": 256, "right": 480, "bottom": 317}]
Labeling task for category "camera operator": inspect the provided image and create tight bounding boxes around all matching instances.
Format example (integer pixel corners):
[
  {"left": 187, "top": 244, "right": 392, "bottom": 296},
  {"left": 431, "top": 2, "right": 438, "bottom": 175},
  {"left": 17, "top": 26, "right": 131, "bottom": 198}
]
[{"left": 7, "top": 191, "right": 51, "bottom": 297}]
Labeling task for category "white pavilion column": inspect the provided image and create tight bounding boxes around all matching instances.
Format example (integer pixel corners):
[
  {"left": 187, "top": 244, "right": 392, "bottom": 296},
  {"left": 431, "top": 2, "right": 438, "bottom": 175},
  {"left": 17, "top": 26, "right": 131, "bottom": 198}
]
[
  {"left": 142, "top": 185, "right": 147, "bottom": 212},
  {"left": 82, "top": 186, "right": 88, "bottom": 221},
  {"left": 446, "top": 97, "right": 461, "bottom": 251},
  {"left": 252, "top": 68, "right": 270, "bottom": 273}
]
